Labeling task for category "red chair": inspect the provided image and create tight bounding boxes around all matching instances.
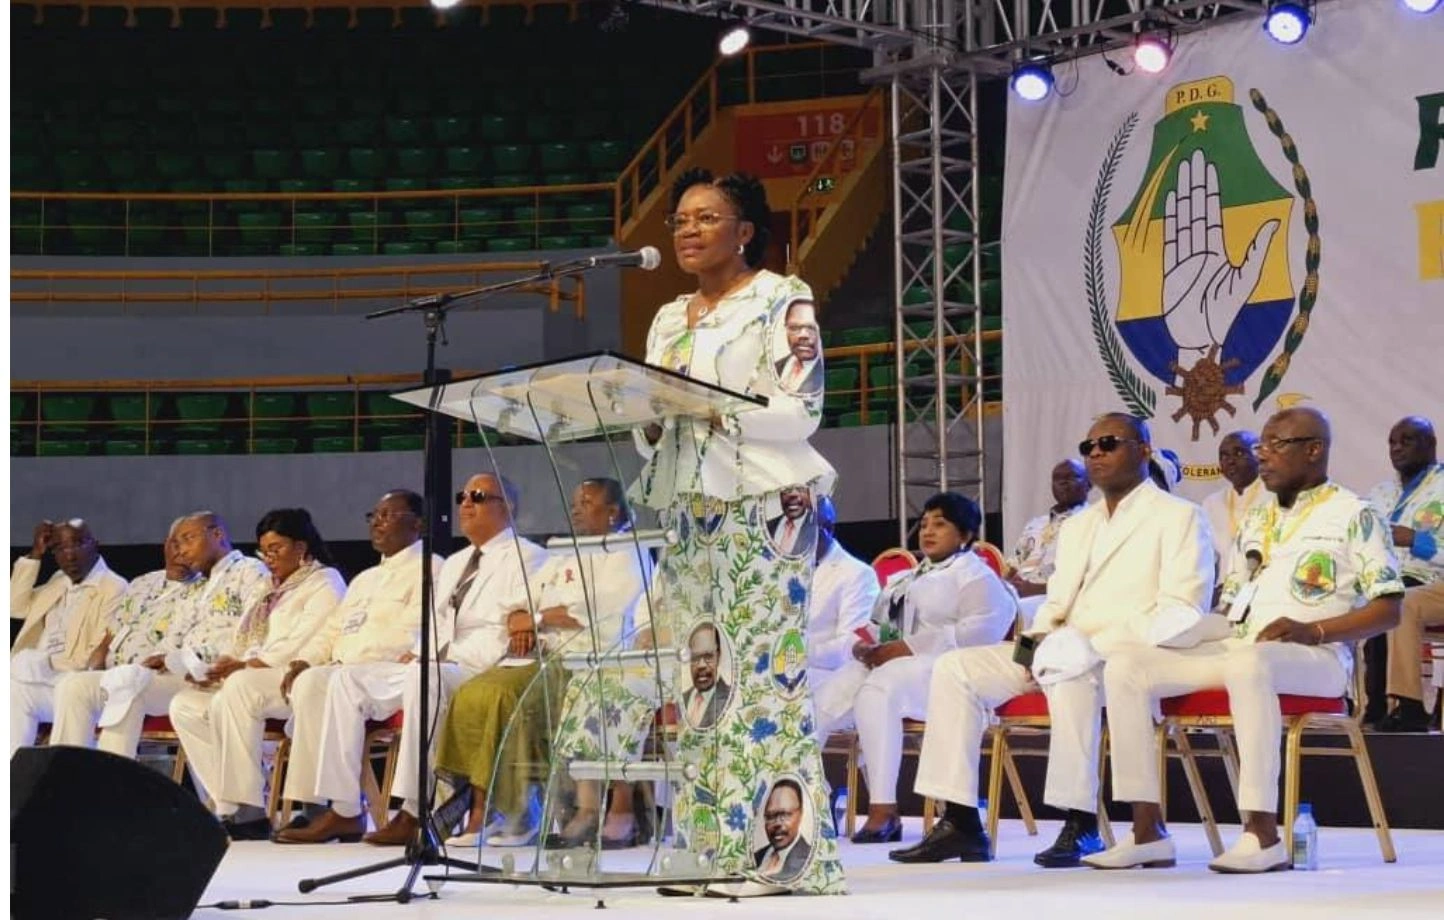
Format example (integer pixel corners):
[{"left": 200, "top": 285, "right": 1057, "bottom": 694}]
[
  {"left": 974, "top": 540, "right": 1007, "bottom": 578},
  {"left": 1155, "top": 646, "right": 1395, "bottom": 863},
  {"left": 870, "top": 547, "right": 918, "bottom": 586}
]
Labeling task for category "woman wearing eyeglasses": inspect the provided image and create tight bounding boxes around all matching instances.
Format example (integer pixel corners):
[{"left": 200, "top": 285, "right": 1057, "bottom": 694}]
[
  {"left": 633, "top": 169, "right": 840, "bottom": 896},
  {"left": 169, "top": 508, "right": 346, "bottom": 840}
]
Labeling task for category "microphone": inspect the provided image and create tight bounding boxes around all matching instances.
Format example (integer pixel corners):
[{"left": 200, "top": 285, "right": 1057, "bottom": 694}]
[{"left": 576, "top": 246, "right": 661, "bottom": 271}]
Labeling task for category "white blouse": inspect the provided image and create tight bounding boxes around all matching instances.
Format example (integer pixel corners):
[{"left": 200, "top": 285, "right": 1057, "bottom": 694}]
[{"left": 633, "top": 270, "right": 836, "bottom": 505}]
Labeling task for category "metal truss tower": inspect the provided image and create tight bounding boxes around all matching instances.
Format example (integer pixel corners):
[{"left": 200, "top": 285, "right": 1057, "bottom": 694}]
[{"left": 645, "top": 0, "right": 1274, "bottom": 541}]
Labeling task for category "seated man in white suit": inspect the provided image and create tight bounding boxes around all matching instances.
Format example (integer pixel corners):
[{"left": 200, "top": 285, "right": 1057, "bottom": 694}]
[
  {"left": 806, "top": 495, "right": 879, "bottom": 705},
  {"left": 11, "top": 518, "right": 129, "bottom": 754},
  {"left": 1090, "top": 408, "right": 1404, "bottom": 873},
  {"left": 273, "top": 490, "right": 442, "bottom": 844},
  {"left": 814, "top": 492, "right": 1016, "bottom": 844},
  {"left": 891, "top": 413, "right": 1213, "bottom": 867}
]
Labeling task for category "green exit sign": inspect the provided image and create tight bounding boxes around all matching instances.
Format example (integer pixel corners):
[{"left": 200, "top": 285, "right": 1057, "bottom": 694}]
[{"left": 811, "top": 176, "right": 836, "bottom": 193}]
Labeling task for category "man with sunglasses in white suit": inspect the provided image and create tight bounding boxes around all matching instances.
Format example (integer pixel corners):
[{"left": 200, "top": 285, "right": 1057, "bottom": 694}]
[{"left": 891, "top": 413, "right": 1213, "bottom": 869}]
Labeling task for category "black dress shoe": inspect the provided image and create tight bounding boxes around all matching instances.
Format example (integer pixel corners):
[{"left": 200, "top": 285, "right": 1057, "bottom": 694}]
[
  {"left": 888, "top": 818, "right": 991, "bottom": 863},
  {"left": 1033, "top": 821, "right": 1104, "bottom": 868},
  {"left": 851, "top": 815, "right": 903, "bottom": 844},
  {"left": 1377, "top": 700, "right": 1431, "bottom": 733},
  {"left": 222, "top": 816, "right": 275, "bottom": 841}
]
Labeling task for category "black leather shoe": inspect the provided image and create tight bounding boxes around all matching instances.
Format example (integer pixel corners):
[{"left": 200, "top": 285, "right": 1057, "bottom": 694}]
[
  {"left": 851, "top": 815, "right": 903, "bottom": 844},
  {"left": 1033, "top": 821, "right": 1104, "bottom": 867},
  {"left": 888, "top": 818, "right": 991, "bottom": 863},
  {"left": 1377, "top": 700, "right": 1431, "bottom": 733},
  {"left": 223, "top": 816, "right": 275, "bottom": 841}
]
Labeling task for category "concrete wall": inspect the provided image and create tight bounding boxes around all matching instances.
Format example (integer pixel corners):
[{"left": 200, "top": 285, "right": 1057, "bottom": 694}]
[{"left": 10, "top": 252, "right": 623, "bottom": 380}]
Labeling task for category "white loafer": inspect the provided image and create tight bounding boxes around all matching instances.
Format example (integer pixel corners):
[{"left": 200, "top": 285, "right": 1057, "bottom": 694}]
[
  {"left": 445, "top": 831, "right": 481, "bottom": 848},
  {"left": 1208, "top": 833, "right": 1291, "bottom": 874},
  {"left": 486, "top": 825, "right": 540, "bottom": 847},
  {"left": 702, "top": 881, "right": 791, "bottom": 899},
  {"left": 1081, "top": 832, "right": 1177, "bottom": 869}
]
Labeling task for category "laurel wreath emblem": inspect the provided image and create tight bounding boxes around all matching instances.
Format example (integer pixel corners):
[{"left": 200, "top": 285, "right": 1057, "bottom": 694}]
[{"left": 1085, "top": 113, "right": 1155, "bottom": 419}]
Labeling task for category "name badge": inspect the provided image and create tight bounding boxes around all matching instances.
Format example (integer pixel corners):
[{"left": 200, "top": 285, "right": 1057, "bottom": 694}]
[
  {"left": 1226, "top": 583, "right": 1258, "bottom": 624},
  {"left": 340, "top": 606, "right": 369, "bottom": 635},
  {"left": 45, "top": 628, "right": 67, "bottom": 655}
]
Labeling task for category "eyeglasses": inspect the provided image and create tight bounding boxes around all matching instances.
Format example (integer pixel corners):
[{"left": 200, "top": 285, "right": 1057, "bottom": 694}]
[
  {"left": 763, "top": 809, "right": 800, "bottom": 822},
  {"left": 1078, "top": 435, "right": 1141, "bottom": 457},
  {"left": 1253, "top": 436, "right": 1321, "bottom": 455},
  {"left": 364, "top": 509, "right": 415, "bottom": 525},
  {"left": 664, "top": 212, "right": 740, "bottom": 233},
  {"left": 455, "top": 489, "right": 503, "bottom": 506},
  {"left": 257, "top": 541, "right": 297, "bottom": 558}
]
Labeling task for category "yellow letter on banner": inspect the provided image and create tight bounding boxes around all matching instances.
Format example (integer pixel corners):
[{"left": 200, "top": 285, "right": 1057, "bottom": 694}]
[{"left": 1419, "top": 200, "right": 1444, "bottom": 281}]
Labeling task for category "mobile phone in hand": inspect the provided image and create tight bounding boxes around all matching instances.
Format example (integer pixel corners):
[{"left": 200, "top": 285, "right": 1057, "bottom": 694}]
[{"left": 1012, "top": 633, "right": 1038, "bottom": 669}]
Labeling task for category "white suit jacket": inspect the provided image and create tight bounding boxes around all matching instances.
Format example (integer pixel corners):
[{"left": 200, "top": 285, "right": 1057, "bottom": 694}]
[
  {"left": 1031, "top": 481, "right": 1214, "bottom": 656},
  {"left": 11, "top": 556, "right": 129, "bottom": 670}
]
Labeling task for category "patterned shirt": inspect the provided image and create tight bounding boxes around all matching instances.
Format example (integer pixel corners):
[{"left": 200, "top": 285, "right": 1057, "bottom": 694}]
[
  {"left": 107, "top": 569, "right": 203, "bottom": 667},
  {"left": 1221, "top": 481, "right": 1404, "bottom": 667},
  {"left": 1008, "top": 503, "right": 1087, "bottom": 584},
  {"left": 169, "top": 550, "right": 272, "bottom": 661},
  {"left": 1367, "top": 462, "right": 1444, "bottom": 584}
]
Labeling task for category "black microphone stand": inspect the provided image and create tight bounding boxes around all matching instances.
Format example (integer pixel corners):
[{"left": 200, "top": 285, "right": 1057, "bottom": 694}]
[{"left": 296, "top": 262, "right": 584, "bottom": 903}]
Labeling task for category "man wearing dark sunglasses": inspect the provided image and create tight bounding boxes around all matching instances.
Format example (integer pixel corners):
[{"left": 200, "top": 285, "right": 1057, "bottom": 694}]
[{"left": 895, "top": 413, "right": 1213, "bottom": 869}]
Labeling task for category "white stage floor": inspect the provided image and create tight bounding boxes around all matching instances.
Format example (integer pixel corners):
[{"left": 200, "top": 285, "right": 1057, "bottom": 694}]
[{"left": 196, "top": 819, "right": 1444, "bottom": 919}]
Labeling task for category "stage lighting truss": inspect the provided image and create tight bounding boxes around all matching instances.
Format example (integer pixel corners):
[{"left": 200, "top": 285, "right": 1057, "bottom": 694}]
[
  {"left": 1132, "top": 23, "right": 1176, "bottom": 74},
  {"left": 1010, "top": 59, "right": 1054, "bottom": 101},
  {"left": 1264, "top": 0, "right": 1313, "bottom": 44}
]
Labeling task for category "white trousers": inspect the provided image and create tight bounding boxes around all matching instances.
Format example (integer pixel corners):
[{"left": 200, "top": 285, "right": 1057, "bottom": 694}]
[
  {"left": 305, "top": 660, "right": 469, "bottom": 817},
  {"left": 1104, "top": 640, "right": 1345, "bottom": 814},
  {"left": 170, "top": 668, "right": 291, "bottom": 814},
  {"left": 48, "top": 670, "right": 188, "bottom": 758},
  {"left": 913, "top": 643, "right": 1104, "bottom": 813},
  {"left": 10, "top": 678, "right": 57, "bottom": 755},
  {"left": 819, "top": 655, "right": 937, "bottom": 806}
]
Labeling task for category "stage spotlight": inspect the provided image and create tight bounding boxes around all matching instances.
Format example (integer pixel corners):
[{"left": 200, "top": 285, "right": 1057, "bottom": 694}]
[
  {"left": 718, "top": 21, "right": 751, "bottom": 56},
  {"left": 1010, "top": 61, "right": 1054, "bottom": 102},
  {"left": 1132, "top": 28, "right": 1174, "bottom": 74},
  {"left": 1402, "top": 0, "right": 1440, "bottom": 12},
  {"left": 430, "top": 0, "right": 463, "bottom": 9},
  {"left": 1264, "top": 1, "right": 1312, "bottom": 44}
]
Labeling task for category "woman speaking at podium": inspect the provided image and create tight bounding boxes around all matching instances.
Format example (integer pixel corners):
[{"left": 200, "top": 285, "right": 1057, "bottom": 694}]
[{"left": 633, "top": 169, "right": 842, "bottom": 896}]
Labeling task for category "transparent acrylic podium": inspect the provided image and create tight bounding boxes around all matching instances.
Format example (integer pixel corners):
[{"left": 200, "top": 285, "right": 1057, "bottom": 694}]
[{"left": 392, "top": 352, "right": 764, "bottom": 899}]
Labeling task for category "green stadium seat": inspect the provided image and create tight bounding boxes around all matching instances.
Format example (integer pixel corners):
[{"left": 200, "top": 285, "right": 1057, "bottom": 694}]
[
  {"left": 584, "top": 234, "right": 612, "bottom": 248},
  {"left": 237, "top": 212, "right": 283, "bottom": 246},
  {"left": 306, "top": 392, "right": 355, "bottom": 420},
  {"left": 278, "top": 178, "right": 325, "bottom": 195},
  {"left": 311, "top": 435, "right": 356, "bottom": 453},
  {"left": 332, "top": 178, "right": 375, "bottom": 210},
  {"left": 336, "top": 118, "right": 379, "bottom": 146},
  {"left": 433, "top": 116, "right": 473, "bottom": 145},
  {"left": 252, "top": 393, "right": 297, "bottom": 420},
  {"left": 436, "top": 177, "right": 484, "bottom": 192},
  {"left": 538, "top": 142, "right": 581, "bottom": 172},
  {"left": 348, "top": 211, "right": 384, "bottom": 241},
  {"left": 332, "top": 242, "right": 375, "bottom": 256},
  {"left": 251, "top": 438, "right": 299, "bottom": 455},
  {"left": 106, "top": 394, "right": 149, "bottom": 423},
  {"left": 458, "top": 207, "right": 505, "bottom": 239},
  {"left": 364, "top": 392, "right": 415, "bottom": 419},
  {"left": 290, "top": 121, "right": 329, "bottom": 149},
  {"left": 385, "top": 117, "right": 424, "bottom": 144},
  {"left": 564, "top": 202, "right": 610, "bottom": 235},
  {"left": 174, "top": 394, "right": 230, "bottom": 421},
  {"left": 40, "top": 396, "right": 95, "bottom": 422},
  {"left": 252, "top": 149, "right": 293, "bottom": 180},
  {"left": 382, "top": 241, "right": 431, "bottom": 256},
  {"left": 838, "top": 326, "right": 890, "bottom": 347},
  {"left": 524, "top": 114, "right": 561, "bottom": 142},
  {"left": 491, "top": 145, "right": 532, "bottom": 174},
  {"left": 537, "top": 235, "right": 585, "bottom": 250},
  {"left": 175, "top": 439, "right": 231, "bottom": 456},
  {"left": 487, "top": 237, "right": 534, "bottom": 253},
  {"left": 444, "top": 147, "right": 486, "bottom": 174},
  {"left": 300, "top": 148, "right": 342, "bottom": 179},
  {"left": 434, "top": 239, "right": 485, "bottom": 253},
  {"left": 105, "top": 150, "right": 144, "bottom": 182},
  {"left": 584, "top": 140, "right": 626, "bottom": 171},
  {"left": 379, "top": 434, "right": 424, "bottom": 451},
  {"left": 511, "top": 204, "right": 559, "bottom": 238},
  {"left": 203, "top": 151, "right": 247, "bottom": 180},
  {"left": 836, "top": 411, "right": 864, "bottom": 428},
  {"left": 404, "top": 209, "right": 451, "bottom": 242},
  {"left": 395, "top": 148, "right": 437, "bottom": 177},
  {"left": 348, "top": 148, "right": 389, "bottom": 179},
  {"left": 293, "top": 211, "right": 338, "bottom": 244},
  {"left": 572, "top": 111, "right": 612, "bottom": 141},
  {"left": 38, "top": 440, "right": 93, "bottom": 457},
  {"left": 103, "top": 438, "right": 147, "bottom": 457},
  {"left": 478, "top": 115, "right": 515, "bottom": 144}
]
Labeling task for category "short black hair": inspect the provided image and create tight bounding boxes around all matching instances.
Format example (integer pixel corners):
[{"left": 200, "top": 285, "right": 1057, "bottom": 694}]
[
  {"left": 384, "top": 489, "right": 425, "bottom": 519},
  {"left": 255, "top": 507, "right": 335, "bottom": 568},
  {"left": 1096, "top": 411, "right": 1152, "bottom": 445},
  {"left": 669, "top": 167, "right": 772, "bottom": 269},
  {"left": 768, "top": 778, "right": 804, "bottom": 805},
  {"left": 921, "top": 492, "right": 981, "bottom": 546},
  {"left": 581, "top": 477, "right": 631, "bottom": 526}
]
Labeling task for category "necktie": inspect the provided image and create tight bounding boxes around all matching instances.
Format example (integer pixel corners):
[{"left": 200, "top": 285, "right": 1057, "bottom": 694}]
[
  {"left": 687, "top": 690, "right": 707, "bottom": 724},
  {"left": 449, "top": 548, "right": 483, "bottom": 614},
  {"left": 782, "top": 519, "right": 796, "bottom": 550},
  {"left": 763, "top": 849, "right": 783, "bottom": 874}
]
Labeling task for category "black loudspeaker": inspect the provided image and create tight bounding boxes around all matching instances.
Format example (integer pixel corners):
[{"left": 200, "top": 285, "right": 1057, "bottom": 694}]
[{"left": 11, "top": 746, "right": 229, "bottom": 920}]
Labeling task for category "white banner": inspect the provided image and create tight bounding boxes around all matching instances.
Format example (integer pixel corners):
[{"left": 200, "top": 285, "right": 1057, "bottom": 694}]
[{"left": 1002, "top": 0, "right": 1444, "bottom": 537}]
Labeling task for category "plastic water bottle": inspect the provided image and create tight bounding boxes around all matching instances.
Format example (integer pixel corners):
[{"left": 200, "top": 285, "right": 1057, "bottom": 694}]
[
  {"left": 1292, "top": 803, "right": 1318, "bottom": 870},
  {"left": 832, "top": 788, "right": 848, "bottom": 835}
]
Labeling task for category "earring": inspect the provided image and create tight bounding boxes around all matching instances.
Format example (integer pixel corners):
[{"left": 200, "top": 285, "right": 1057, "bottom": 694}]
[{"left": 736, "top": 243, "right": 745, "bottom": 256}]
